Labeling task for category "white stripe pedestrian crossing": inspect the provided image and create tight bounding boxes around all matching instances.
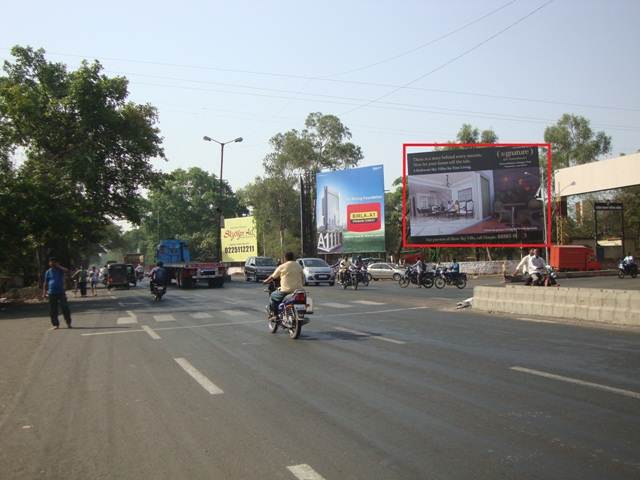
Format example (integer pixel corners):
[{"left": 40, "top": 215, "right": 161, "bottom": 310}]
[
  {"left": 351, "top": 300, "right": 386, "bottom": 306},
  {"left": 190, "top": 312, "right": 212, "bottom": 319},
  {"left": 117, "top": 317, "right": 137, "bottom": 325},
  {"left": 153, "top": 314, "right": 176, "bottom": 322},
  {"left": 320, "top": 302, "right": 352, "bottom": 309},
  {"left": 220, "top": 309, "right": 249, "bottom": 317}
]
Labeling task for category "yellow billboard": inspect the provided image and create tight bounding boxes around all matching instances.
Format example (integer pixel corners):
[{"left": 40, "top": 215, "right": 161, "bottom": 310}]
[{"left": 221, "top": 216, "right": 257, "bottom": 262}]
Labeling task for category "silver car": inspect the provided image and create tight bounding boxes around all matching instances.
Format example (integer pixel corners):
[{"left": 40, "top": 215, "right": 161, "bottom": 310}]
[
  {"left": 297, "top": 258, "right": 335, "bottom": 286},
  {"left": 368, "top": 262, "right": 404, "bottom": 281}
]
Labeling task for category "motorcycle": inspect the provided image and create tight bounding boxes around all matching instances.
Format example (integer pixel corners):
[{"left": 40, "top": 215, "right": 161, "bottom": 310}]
[
  {"left": 354, "top": 265, "right": 370, "bottom": 287},
  {"left": 151, "top": 282, "right": 166, "bottom": 301},
  {"left": 339, "top": 268, "right": 360, "bottom": 290},
  {"left": 265, "top": 280, "right": 311, "bottom": 339},
  {"left": 434, "top": 267, "right": 467, "bottom": 289},
  {"left": 526, "top": 265, "right": 558, "bottom": 287},
  {"left": 618, "top": 262, "right": 638, "bottom": 279},
  {"left": 398, "top": 267, "right": 433, "bottom": 288}
]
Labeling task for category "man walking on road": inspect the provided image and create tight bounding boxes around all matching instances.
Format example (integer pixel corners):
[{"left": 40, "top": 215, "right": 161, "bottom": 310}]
[{"left": 42, "top": 257, "right": 73, "bottom": 329}]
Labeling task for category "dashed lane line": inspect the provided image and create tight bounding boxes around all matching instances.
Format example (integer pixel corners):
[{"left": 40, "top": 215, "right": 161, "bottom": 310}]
[
  {"left": 510, "top": 366, "right": 640, "bottom": 400},
  {"left": 287, "top": 464, "right": 326, "bottom": 480},
  {"left": 350, "top": 300, "right": 386, "bottom": 305},
  {"left": 333, "top": 326, "right": 406, "bottom": 345},
  {"left": 141, "top": 325, "right": 161, "bottom": 340},
  {"left": 332, "top": 306, "right": 429, "bottom": 317},
  {"left": 116, "top": 310, "right": 137, "bottom": 325},
  {"left": 190, "top": 312, "right": 212, "bottom": 319},
  {"left": 153, "top": 314, "right": 176, "bottom": 322},
  {"left": 174, "top": 358, "right": 223, "bottom": 395}
]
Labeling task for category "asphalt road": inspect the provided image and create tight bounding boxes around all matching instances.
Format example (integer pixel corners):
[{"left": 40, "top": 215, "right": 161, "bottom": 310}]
[{"left": 0, "top": 277, "right": 639, "bottom": 479}]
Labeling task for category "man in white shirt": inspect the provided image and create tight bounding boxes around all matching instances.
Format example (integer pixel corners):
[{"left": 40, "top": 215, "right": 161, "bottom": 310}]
[
  {"left": 513, "top": 249, "right": 534, "bottom": 277},
  {"left": 527, "top": 249, "right": 546, "bottom": 284}
]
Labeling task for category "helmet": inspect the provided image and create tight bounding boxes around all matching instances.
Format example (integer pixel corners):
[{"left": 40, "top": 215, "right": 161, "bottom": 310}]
[{"left": 156, "top": 261, "right": 164, "bottom": 267}]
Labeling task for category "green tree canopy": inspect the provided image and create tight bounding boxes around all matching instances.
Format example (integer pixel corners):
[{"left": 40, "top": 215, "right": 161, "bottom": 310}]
[
  {"left": 544, "top": 113, "right": 611, "bottom": 168},
  {"left": 0, "top": 46, "right": 165, "bottom": 278}
]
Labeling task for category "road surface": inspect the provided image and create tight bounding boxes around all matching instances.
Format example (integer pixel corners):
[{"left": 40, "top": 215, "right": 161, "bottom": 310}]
[{"left": 0, "top": 278, "right": 638, "bottom": 479}]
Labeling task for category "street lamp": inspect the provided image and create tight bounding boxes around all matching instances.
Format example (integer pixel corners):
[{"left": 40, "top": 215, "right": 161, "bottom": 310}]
[{"left": 203, "top": 135, "right": 243, "bottom": 261}]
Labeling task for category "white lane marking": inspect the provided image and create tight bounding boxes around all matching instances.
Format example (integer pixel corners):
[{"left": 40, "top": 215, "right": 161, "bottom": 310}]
[
  {"left": 153, "top": 314, "right": 176, "bottom": 322},
  {"left": 174, "top": 358, "right": 223, "bottom": 395},
  {"left": 333, "top": 326, "right": 406, "bottom": 345},
  {"left": 351, "top": 300, "right": 385, "bottom": 305},
  {"left": 220, "top": 309, "right": 249, "bottom": 317},
  {"left": 109, "top": 295, "right": 117, "bottom": 299},
  {"left": 117, "top": 310, "right": 137, "bottom": 325},
  {"left": 510, "top": 366, "right": 640, "bottom": 400},
  {"left": 287, "top": 464, "right": 326, "bottom": 480},
  {"left": 81, "top": 320, "right": 262, "bottom": 336},
  {"left": 141, "top": 325, "right": 161, "bottom": 340},
  {"left": 516, "top": 317, "right": 560, "bottom": 325},
  {"left": 190, "top": 312, "right": 212, "bottom": 319},
  {"left": 118, "top": 302, "right": 143, "bottom": 307},
  {"left": 320, "top": 302, "right": 352, "bottom": 309},
  {"left": 333, "top": 306, "right": 428, "bottom": 317}
]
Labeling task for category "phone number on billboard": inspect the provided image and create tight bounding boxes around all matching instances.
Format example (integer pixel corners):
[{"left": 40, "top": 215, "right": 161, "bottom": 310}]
[{"left": 224, "top": 245, "right": 255, "bottom": 254}]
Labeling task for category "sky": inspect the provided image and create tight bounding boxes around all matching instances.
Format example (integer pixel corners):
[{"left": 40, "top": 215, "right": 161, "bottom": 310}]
[{"left": 2, "top": 0, "right": 639, "bottom": 191}]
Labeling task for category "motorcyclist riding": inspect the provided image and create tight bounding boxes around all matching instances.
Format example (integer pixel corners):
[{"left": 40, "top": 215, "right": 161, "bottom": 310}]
[
  {"left": 149, "top": 261, "right": 168, "bottom": 293},
  {"left": 338, "top": 256, "right": 352, "bottom": 284},
  {"left": 526, "top": 249, "right": 546, "bottom": 285},
  {"left": 263, "top": 251, "right": 305, "bottom": 318}
]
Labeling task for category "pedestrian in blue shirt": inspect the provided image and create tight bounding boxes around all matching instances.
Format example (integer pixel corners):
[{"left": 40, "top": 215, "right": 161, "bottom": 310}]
[{"left": 42, "top": 257, "right": 72, "bottom": 329}]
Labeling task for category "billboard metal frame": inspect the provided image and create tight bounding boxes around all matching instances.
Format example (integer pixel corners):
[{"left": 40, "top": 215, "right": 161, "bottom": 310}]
[{"left": 402, "top": 143, "right": 552, "bottom": 249}]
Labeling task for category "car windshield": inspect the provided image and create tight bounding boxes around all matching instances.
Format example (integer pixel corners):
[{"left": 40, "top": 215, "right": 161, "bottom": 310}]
[
  {"left": 304, "top": 259, "right": 328, "bottom": 268},
  {"left": 256, "top": 258, "right": 276, "bottom": 266}
]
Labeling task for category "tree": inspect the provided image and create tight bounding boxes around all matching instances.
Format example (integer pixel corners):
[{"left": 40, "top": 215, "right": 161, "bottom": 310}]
[
  {"left": 0, "top": 46, "right": 165, "bottom": 277},
  {"left": 240, "top": 176, "right": 300, "bottom": 259},
  {"left": 139, "top": 167, "right": 247, "bottom": 260},
  {"left": 544, "top": 114, "right": 611, "bottom": 168},
  {"left": 454, "top": 123, "right": 498, "bottom": 144},
  {"left": 263, "top": 112, "right": 363, "bottom": 255}
]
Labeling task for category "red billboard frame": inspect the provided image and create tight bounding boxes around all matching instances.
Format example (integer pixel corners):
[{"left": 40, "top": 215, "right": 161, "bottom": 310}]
[{"left": 402, "top": 142, "right": 552, "bottom": 249}]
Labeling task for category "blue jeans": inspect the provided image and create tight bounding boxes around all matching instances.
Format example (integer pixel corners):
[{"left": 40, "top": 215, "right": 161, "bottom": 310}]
[{"left": 270, "top": 290, "right": 287, "bottom": 315}]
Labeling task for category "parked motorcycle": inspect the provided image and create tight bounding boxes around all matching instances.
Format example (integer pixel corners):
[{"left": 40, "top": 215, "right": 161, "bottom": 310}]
[
  {"left": 265, "top": 281, "right": 311, "bottom": 339},
  {"left": 398, "top": 267, "right": 433, "bottom": 288},
  {"left": 618, "top": 261, "right": 638, "bottom": 279},
  {"left": 151, "top": 282, "right": 166, "bottom": 301}
]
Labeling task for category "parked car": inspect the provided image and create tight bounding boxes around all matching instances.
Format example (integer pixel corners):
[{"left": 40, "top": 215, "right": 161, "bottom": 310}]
[
  {"left": 362, "top": 257, "right": 384, "bottom": 266},
  {"left": 368, "top": 262, "right": 404, "bottom": 281},
  {"left": 244, "top": 256, "right": 278, "bottom": 282},
  {"left": 297, "top": 258, "right": 335, "bottom": 286},
  {"left": 107, "top": 263, "right": 130, "bottom": 290}
]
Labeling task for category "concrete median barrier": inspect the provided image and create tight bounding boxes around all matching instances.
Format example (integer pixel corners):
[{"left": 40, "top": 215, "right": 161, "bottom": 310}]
[{"left": 473, "top": 285, "right": 640, "bottom": 326}]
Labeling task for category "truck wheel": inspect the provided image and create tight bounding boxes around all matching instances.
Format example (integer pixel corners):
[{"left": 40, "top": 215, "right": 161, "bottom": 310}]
[
  {"left": 213, "top": 277, "right": 224, "bottom": 288},
  {"left": 208, "top": 279, "right": 215, "bottom": 288}
]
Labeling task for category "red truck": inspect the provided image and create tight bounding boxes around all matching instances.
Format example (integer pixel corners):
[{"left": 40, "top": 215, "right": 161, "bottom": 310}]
[{"left": 550, "top": 245, "right": 601, "bottom": 272}]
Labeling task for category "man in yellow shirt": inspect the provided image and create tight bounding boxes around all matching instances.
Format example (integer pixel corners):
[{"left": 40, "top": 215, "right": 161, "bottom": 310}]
[{"left": 263, "top": 251, "right": 305, "bottom": 317}]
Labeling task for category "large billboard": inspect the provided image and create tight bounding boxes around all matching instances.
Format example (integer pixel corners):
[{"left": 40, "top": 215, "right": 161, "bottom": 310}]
[
  {"left": 316, "top": 165, "right": 385, "bottom": 254},
  {"left": 406, "top": 145, "right": 545, "bottom": 246},
  {"left": 221, "top": 216, "right": 257, "bottom": 262}
]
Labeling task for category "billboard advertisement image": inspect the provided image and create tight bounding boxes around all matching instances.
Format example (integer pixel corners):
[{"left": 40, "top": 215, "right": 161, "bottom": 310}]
[
  {"left": 316, "top": 165, "right": 385, "bottom": 254},
  {"left": 406, "top": 146, "right": 544, "bottom": 245},
  {"left": 221, "top": 216, "right": 257, "bottom": 262}
]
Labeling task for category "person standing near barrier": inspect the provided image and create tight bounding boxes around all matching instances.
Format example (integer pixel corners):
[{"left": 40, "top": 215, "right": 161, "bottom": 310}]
[{"left": 42, "top": 257, "right": 73, "bottom": 329}]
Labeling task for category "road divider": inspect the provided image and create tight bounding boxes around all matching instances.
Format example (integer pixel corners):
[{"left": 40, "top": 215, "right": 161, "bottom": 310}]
[{"left": 473, "top": 285, "right": 640, "bottom": 326}]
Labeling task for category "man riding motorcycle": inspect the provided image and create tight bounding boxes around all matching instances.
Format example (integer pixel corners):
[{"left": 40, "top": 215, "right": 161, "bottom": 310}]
[
  {"left": 338, "top": 256, "right": 352, "bottom": 284},
  {"left": 526, "top": 249, "right": 546, "bottom": 285},
  {"left": 149, "top": 261, "right": 168, "bottom": 293},
  {"left": 263, "top": 251, "right": 304, "bottom": 318}
]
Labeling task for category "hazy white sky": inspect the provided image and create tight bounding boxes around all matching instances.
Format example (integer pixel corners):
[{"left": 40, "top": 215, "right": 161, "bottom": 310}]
[{"left": 2, "top": 0, "right": 639, "bottom": 190}]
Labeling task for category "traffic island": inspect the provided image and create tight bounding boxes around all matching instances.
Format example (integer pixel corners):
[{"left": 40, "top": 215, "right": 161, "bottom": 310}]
[{"left": 473, "top": 285, "right": 640, "bottom": 326}]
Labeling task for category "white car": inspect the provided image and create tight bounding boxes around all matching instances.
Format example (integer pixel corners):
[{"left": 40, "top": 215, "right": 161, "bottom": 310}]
[
  {"left": 297, "top": 258, "right": 335, "bottom": 286},
  {"left": 367, "top": 262, "right": 404, "bottom": 281}
]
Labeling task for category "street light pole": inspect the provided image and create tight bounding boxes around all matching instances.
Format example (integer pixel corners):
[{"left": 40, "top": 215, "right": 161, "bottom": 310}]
[{"left": 203, "top": 135, "right": 243, "bottom": 261}]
